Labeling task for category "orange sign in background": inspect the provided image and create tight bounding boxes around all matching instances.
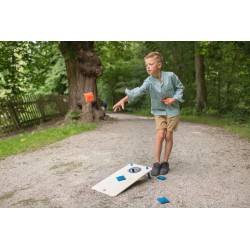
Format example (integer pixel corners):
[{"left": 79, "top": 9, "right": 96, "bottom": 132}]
[{"left": 83, "top": 92, "right": 95, "bottom": 103}]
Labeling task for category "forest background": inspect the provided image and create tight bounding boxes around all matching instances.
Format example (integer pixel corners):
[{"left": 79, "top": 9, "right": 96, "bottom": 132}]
[{"left": 0, "top": 41, "right": 249, "bottom": 122}]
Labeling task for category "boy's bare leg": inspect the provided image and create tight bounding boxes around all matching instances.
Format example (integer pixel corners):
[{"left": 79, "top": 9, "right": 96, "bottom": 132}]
[
  {"left": 155, "top": 129, "right": 165, "bottom": 163},
  {"left": 163, "top": 131, "right": 173, "bottom": 162}
]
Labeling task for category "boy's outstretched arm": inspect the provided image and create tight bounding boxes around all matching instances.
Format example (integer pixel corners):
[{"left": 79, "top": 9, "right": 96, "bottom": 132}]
[{"left": 113, "top": 96, "right": 129, "bottom": 112}]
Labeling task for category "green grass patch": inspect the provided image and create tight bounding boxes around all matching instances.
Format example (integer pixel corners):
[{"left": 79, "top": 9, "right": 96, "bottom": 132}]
[{"left": 0, "top": 122, "right": 96, "bottom": 160}]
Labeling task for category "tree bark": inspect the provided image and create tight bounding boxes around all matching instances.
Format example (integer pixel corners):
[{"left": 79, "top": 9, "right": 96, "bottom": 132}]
[
  {"left": 59, "top": 42, "right": 103, "bottom": 122},
  {"left": 195, "top": 42, "right": 207, "bottom": 112}
]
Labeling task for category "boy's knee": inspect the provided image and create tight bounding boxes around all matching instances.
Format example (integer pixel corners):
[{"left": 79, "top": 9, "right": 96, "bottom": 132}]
[
  {"left": 156, "top": 130, "right": 165, "bottom": 140},
  {"left": 165, "top": 131, "right": 173, "bottom": 141}
]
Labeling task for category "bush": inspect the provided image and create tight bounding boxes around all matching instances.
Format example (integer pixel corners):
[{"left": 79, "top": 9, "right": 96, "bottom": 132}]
[
  {"left": 180, "top": 107, "right": 196, "bottom": 116},
  {"left": 66, "top": 110, "right": 81, "bottom": 120}
]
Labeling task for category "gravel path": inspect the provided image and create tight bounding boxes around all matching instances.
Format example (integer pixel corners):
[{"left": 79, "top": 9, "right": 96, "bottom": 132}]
[{"left": 0, "top": 112, "right": 249, "bottom": 208}]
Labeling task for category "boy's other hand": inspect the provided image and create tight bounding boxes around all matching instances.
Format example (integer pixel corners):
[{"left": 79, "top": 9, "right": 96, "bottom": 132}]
[{"left": 162, "top": 98, "right": 176, "bottom": 105}]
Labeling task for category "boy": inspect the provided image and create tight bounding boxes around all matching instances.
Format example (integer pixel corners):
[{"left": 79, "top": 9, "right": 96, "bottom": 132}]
[{"left": 113, "top": 51, "right": 185, "bottom": 176}]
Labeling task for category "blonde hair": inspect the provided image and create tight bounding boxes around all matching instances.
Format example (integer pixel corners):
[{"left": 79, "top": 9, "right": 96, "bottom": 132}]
[{"left": 144, "top": 51, "right": 163, "bottom": 63}]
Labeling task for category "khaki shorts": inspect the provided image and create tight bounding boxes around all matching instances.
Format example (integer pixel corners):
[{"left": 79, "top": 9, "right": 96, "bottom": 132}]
[{"left": 155, "top": 115, "right": 179, "bottom": 131}]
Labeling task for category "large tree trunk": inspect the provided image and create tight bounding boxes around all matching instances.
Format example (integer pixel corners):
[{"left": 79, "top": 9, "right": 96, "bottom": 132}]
[
  {"left": 59, "top": 41, "right": 104, "bottom": 122},
  {"left": 195, "top": 42, "right": 207, "bottom": 112}
]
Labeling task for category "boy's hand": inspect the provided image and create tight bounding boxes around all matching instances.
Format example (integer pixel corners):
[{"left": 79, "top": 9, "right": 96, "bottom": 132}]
[
  {"left": 113, "top": 100, "right": 125, "bottom": 112},
  {"left": 162, "top": 98, "right": 176, "bottom": 105}
]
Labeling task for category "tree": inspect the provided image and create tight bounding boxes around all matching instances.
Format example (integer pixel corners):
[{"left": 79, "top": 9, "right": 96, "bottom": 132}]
[
  {"left": 0, "top": 41, "right": 28, "bottom": 96},
  {"left": 195, "top": 42, "right": 207, "bottom": 112},
  {"left": 0, "top": 41, "right": 67, "bottom": 98},
  {"left": 59, "top": 42, "right": 104, "bottom": 122}
]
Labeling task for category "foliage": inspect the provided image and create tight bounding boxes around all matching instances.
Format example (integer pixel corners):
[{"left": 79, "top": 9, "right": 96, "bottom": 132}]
[
  {"left": 95, "top": 42, "right": 149, "bottom": 109},
  {"left": 66, "top": 110, "right": 82, "bottom": 120},
  {"left": 0, "top": 41, "right": 249, "bottom": 121},
  {"left": 0, "top": 41, "right": 67, "bottom": 98},
  {"left": 0, "top": 41, "right": 28, "bottom": 97},
  {"left": 205, "top": 42, "right": 250, "bottom": 121}
]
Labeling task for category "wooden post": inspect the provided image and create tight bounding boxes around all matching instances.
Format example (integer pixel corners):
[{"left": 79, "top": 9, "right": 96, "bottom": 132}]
[
  {"left": 37, "top": 95, "right": 47, "bottom": 122},
  {"left": 6, "top": 97, "right": 21, "bottom": 130}
]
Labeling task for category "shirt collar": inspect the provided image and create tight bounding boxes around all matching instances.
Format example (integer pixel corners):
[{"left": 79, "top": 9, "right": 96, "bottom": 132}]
[{"left": 149, "top": 71, "right": 164, "bottom": 85}]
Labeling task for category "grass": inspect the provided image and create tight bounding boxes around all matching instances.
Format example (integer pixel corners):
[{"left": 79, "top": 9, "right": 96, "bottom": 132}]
[
  {"left": 129, "top": 109, "right": 250, "bottom": 141},
  {"left": 0, "top": 122, "right": 96, "bottom": 160}
]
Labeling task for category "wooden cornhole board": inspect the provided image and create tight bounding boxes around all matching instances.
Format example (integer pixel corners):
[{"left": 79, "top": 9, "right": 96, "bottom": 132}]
[{"left": 92, "top": 163, "right": 152, "bottom": 197}]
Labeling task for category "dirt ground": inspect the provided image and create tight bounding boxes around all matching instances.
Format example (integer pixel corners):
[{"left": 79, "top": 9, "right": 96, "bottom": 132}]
[{"left": 0, "top": 112, "right": 249, "bottom": 208}]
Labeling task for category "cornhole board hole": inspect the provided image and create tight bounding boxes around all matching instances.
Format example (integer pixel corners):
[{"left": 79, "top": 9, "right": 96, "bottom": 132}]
[{"left": 92, "top": 163, "right": 152, "bottom": 197}]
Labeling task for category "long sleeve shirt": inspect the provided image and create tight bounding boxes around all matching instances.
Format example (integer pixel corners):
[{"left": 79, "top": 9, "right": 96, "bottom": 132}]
[{"left": 125, "top": 71, "right": 185, "bottom": 118}]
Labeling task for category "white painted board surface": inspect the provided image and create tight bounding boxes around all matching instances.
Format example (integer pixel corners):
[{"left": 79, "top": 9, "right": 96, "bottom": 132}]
[{"left": 92, "top": 163, "right": 152, "bottom": 197}]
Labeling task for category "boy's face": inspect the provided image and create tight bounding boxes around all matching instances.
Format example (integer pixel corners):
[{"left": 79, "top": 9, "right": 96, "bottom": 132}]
[{"left": 145, "top": 56, "right": 162, "bottom": 77}]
